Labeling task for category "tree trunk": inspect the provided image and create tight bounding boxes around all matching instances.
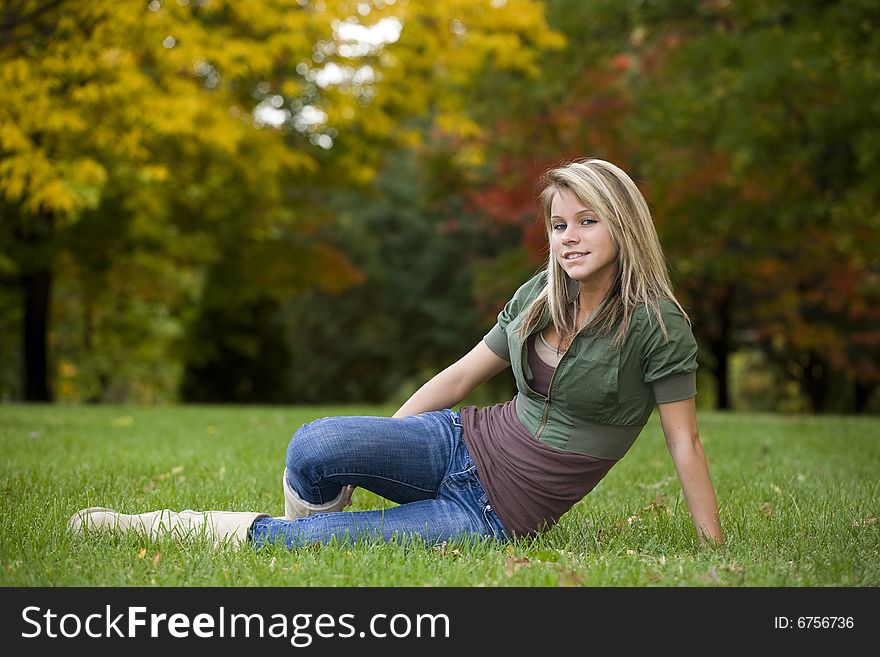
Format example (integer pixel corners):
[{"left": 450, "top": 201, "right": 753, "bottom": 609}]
[
  {"left": 712, "top": 338, "right": 730, "bottom": 410},
  {"left": 708, "top": 287, "right": 733, "bottom": 410},
  {"left": 23, "top": 269, "right": 52, "bottom": 401},
  {"left": 853, "top": 381, "right": 875, "bottom": 414},
  {"left": 801, "top": 353, "right": 830, "bottom": 413},
  {"left": 21, "top": 211, "right": 54, "bottom": 402}
]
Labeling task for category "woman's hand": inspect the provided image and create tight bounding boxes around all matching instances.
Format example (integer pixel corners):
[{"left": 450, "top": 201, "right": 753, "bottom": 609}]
[{"left": 342, "top": 485, "right": 356, "bottom": 508}]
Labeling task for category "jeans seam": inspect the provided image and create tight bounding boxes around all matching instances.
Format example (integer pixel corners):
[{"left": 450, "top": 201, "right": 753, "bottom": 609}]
[{"left": 319, "top": 472, "right": 437, "bottom": 495}]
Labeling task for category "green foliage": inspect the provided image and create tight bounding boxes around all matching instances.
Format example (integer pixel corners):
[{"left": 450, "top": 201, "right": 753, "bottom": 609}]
[
  {"left": 180, "top": 298, "right": 294, "bottom": 404},
  {"left": 627, "top": 0, "right": 880, "bottom": 411},
  {"left": 1, "top": 1, "right": 878, "bottom": 412},
  {"left": 279, "top": 150, "right": 489, "bottom": 403},
  {"left": 453, "top": 0, "right": 880, "bottom": 413},
  {"left": 0, "top": 0, "right": 563, "bottom": 403}
]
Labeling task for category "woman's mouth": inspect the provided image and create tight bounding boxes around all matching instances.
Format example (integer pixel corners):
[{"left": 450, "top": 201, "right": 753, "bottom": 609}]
[{"left": 563, "top": 252, "right": 588, "bottom": 261}]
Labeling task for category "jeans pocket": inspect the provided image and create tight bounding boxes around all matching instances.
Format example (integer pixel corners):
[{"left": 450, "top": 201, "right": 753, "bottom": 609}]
[{"left": 442, "top": 463, "right": 478, "bottom": 490}]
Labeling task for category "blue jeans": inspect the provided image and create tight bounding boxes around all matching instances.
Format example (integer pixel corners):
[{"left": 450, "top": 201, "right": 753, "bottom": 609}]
[{"left": 249, "top": 409, "right": 509, "bottom": 549}]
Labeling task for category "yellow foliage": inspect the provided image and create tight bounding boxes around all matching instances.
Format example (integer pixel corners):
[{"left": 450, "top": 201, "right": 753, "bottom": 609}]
[
  {"left": 0, "top": 122, "right": 30, "bottom": 152},
  {"left": 436, "top": 113, "right": 483, "bottom": 139},
  {"left": 140, "top": 166, "right": 170, "bottom": 184},
  {"left": 1, "top": 0, "right": 562, "bottom": 221},
  {"left": 26, "top": 179, "right": 77, "bottom": 216}
]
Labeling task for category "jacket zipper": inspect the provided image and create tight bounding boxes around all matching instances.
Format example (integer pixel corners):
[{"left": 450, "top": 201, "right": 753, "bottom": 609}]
[{"left": 533, "top": 335, "right": 572, "bottom": 442}]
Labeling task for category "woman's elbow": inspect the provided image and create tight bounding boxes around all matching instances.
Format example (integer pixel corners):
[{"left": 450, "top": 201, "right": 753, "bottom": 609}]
[{"left": 666, "top": 432, "right": 703, "bottom": 461}]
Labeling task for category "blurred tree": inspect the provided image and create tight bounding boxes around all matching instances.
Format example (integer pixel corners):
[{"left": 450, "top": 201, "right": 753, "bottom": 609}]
[
  {"left": 278, "top": 149, "right": 490, "bottom": 402},
  {"left": 630, "top": 0, "right": 880, "bottom": 412},
  {"left": 179, "top": 0, "right": 566, "bottom": 403},
  {"left": 0, "top": 0, "right": 546, "bottom": 400},
  {"left": 429, "top": 0, "right": 880, "bottom": 414},
  {"left": 434, "top": 0, "right": 637, "bottom": 354},
  {"left": 0, "top": 0, "right": 327, "bottom": 401},
  {"left": 8, "top": 0, "right": 874, "bottom": 413},
  {"left": 0, "top": 0, "right": 564, "bottom": 403}
]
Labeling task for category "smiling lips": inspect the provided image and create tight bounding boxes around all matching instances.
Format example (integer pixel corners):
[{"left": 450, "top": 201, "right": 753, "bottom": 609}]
[{"left": 563, "top": 251, "right": 588, "bottom": 261}]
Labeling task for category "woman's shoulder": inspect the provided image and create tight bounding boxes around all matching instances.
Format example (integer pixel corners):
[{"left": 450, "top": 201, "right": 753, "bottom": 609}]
[
  {"left": 508, "top": 269, "right": 548, "bottom": 306},
  {"left": 630, "top": 297, "right": 694, "bottom": 343},
  {"left": 631, "top": 297, "right": 689, "bottom": 323},
  {"left": 630, "top": 297, "right": 699, "bottom": 378}
]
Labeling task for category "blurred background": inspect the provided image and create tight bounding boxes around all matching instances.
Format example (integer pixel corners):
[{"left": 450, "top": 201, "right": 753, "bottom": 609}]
[{"left": 1, "top": 0, "right": 878, "bottom": 413}]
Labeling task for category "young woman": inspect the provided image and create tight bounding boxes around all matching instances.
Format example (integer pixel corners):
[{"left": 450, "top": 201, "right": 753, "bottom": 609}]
[{"left": 70, "top": 159, "right": 724, "bottom": 548}]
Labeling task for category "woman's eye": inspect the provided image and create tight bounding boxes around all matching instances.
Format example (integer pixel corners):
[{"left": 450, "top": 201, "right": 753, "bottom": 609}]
[
  {"left": 581, "top": 217, "right": 597, "bottom": 225},
  {"left": 553, "top": 223, "right": 565, "bottom": 231}
]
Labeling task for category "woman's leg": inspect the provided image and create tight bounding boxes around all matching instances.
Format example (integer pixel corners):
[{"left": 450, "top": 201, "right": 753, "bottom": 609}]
[
  {"left": 69, "top": 410, "right": 509, "bottom": 549},
  {"left": 284, "top": 410, "right": 459, "bottom": 507},
  {"left": 252, "top": 409, "right": 509, "bottom": 548}
]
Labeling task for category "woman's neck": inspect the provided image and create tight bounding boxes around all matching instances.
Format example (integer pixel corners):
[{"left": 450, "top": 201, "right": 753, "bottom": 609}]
[{"left": 576, "top": 280, "right": 611, "bottom": 321}]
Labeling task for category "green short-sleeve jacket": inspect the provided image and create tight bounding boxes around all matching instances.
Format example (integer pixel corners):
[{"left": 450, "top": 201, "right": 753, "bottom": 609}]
[{"left": 483, "top": 271, "right": 698, "bottom": 459}]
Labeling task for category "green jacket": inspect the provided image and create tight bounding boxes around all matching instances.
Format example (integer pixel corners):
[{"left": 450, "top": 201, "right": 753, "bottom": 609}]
[{"left": 483, "top": 271, "right": 698, "bottom": 459}]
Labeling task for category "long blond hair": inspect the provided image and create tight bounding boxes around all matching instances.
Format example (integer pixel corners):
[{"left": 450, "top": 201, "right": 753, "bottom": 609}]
[{"left": 517, "top": 158, "right": 688, "bottom": 346}]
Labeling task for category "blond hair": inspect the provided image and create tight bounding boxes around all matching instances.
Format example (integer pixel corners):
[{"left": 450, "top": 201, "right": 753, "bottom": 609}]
[{"left": 518, "top": 158, "right": 688, "bottom": 346}]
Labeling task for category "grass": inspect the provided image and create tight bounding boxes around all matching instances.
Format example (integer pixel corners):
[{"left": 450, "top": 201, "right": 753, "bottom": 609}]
[{"left": 0, "top": 403, "right": 877, "bottom": 586}]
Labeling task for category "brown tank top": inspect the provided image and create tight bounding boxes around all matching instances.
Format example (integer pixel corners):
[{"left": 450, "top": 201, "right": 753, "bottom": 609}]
[{"left": 460, "top": 334, "right": 617, "bottom": 536}]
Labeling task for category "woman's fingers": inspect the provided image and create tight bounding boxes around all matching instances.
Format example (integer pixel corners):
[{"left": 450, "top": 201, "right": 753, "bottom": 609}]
[{"left": 342, "top": 485, "right": 356, "bottom": 507}]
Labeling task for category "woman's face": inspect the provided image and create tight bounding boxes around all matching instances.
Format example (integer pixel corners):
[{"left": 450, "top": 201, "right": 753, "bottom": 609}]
[{"left": 549, "top": 188, "right": 618, "bottom": 291}]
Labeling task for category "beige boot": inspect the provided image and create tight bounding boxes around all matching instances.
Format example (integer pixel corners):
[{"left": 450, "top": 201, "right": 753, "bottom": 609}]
[
  {"left": 68, "top": 507, "right": 269, "bottom": 548},
  {"left": 282, "top": 468, "right": 349, "bottom": 519}
]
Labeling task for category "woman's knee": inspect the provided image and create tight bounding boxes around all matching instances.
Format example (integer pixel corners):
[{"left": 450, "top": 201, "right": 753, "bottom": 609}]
[{"left": 285, "top": 417, "right": 341, "bottom": 475}]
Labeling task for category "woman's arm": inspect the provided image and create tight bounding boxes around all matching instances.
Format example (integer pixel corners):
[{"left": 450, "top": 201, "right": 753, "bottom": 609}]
[
  {"left": 657, "top": 397, "right": 724, "bottom": 546},
  {"left": 393, "top": 341, "right": 510, "bottom": 418}
]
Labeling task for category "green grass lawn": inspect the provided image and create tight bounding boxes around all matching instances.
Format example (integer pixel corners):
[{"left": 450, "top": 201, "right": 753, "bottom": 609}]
[{"left": 1, "top": 404, "right": 877, "bottom": 586}]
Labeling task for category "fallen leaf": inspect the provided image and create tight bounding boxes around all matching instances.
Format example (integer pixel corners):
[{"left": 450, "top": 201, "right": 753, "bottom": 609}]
[
  {"left": 137, "top": 548, "right": 147, "bottom": 559},
  {"left": 504, "top": 556, "right": 531, "bottom": 577},
  {"left": 555, "top": 568, "right": 583, "bottom": 586},
  {"left": 638, "top": 476, "right": 674, "bottom": 490},
  {"left": 151, "top": 552, "right": 161, "bottom": 567},
  {"left": 152, "top": 466, "right": 185, "bottom": 483},
  {"left": 433, "top": 542, "right": 464, "bottom": 558},
  {"left": 643, "top": 491, "right": 668, "bottom": 513},
  {"left": 761, "top": 502, "right": 773, "bottom": 517},
  {"left": 852, "top": 516, "right": 877, "bottom": 528}
]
